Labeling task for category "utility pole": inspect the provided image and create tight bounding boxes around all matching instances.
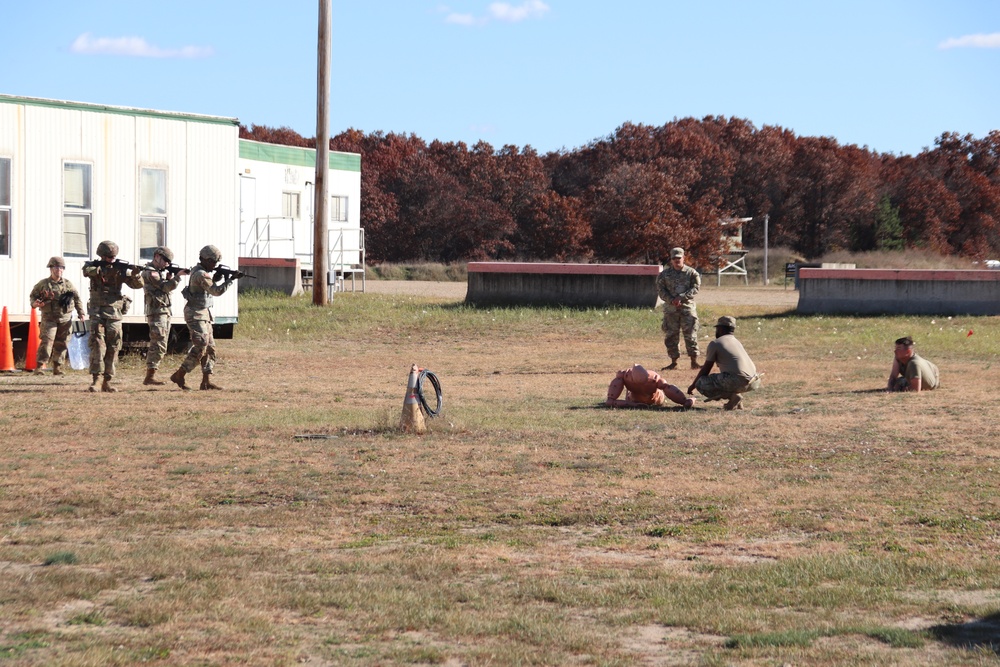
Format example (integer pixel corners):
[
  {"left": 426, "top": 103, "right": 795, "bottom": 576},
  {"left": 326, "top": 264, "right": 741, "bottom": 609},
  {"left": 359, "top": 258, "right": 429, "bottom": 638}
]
[{"left": 312, "top": 0, "right": 331, "bottom": 305}]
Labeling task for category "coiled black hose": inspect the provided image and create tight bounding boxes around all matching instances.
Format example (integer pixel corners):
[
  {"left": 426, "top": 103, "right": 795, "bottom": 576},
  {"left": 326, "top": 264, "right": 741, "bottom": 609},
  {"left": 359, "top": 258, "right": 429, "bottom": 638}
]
[{"left": 416, "top": 369, "right": 442, "bottom": 418}]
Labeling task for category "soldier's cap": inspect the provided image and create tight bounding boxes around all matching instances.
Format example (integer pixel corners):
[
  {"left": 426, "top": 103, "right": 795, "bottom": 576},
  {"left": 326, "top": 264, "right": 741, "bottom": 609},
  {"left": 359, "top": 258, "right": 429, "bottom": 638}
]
[
  {"left": 895, "top": 336, "right": 914, "bottom": 347},
  {"left": 715, "top": 315, "right": 737, "bottom": 328},
  {"left": 670, "top": 248, "right": 685, "bottom": 259},
  {"left": 47, "top": 256, "right": 66, "bottom": 268}
]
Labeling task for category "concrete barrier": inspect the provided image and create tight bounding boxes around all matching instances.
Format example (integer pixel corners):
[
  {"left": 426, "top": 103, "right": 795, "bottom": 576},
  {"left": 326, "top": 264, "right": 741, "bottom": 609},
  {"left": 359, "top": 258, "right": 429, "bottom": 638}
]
[
  {"left": 237, "top": 257, "right": 303, "bottom": 296},
  {"left": 797, "top": 268, "right": 1000, "bottom": 315},
  {"left": 466, "top": 262, "right": 660, "bottom": 307}
]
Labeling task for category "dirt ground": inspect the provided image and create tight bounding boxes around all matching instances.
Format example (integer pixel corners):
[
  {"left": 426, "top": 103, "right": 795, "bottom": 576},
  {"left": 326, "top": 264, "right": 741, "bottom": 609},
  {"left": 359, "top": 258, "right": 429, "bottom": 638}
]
[{"left": 363, "top": 280, "right": 800, "bottom": 308}]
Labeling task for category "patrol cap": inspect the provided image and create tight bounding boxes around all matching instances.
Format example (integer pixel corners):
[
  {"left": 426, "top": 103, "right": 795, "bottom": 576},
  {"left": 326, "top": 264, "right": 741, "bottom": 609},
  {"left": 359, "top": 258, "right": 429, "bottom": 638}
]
[
  {"left": 670, "top": 248, "right": 685, "bottom": 259},
  {"left": 47, "top": 256, "right": 66, "bottom": 268},
  {"left": 716, "top": 315, "right": 737, "bottom": 328},
  {"left": 96, "top": 240, "right": 119, "bottom": 258},
  {"left": 153, "top": 246, "right": 174, "bottom": 262}
]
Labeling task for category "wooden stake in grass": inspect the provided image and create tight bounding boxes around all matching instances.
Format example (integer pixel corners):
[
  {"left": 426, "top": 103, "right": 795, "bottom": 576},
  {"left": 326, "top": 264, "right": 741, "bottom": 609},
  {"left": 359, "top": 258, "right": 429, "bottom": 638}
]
[{"left": 400, "top": 363, "right": 426, "bottom": 434}]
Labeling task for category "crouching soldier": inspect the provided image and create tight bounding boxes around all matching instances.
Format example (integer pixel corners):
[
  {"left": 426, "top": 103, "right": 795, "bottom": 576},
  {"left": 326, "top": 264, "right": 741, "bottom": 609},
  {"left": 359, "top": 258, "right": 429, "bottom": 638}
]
[
  {"left": 29, "top": 256, "right": 86, "bottom": 375},
  {"left": 82, "top": 241, "right": 144, "bottom": 392},
  {"left": 170, "top": 245, "right": 234, "bottom": 391},
  {"left": 687, "top": 316, "right": 762, "bottom": 411},
  {"left": 142, "top": 246, "right": 188, "bottom": 386}
]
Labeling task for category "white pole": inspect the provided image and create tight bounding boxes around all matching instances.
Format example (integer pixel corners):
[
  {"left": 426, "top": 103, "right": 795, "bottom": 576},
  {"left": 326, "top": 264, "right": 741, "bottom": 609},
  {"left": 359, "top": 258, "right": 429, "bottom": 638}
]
[{"left": 763, "top": 214, "right": 770, "bottom": 286}]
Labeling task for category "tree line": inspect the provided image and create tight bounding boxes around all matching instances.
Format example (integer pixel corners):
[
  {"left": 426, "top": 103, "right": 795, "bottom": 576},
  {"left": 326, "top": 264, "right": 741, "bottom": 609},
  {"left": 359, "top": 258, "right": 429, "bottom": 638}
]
[{"left": 241, "top": 117, "right": 1000, "bottom": 266}]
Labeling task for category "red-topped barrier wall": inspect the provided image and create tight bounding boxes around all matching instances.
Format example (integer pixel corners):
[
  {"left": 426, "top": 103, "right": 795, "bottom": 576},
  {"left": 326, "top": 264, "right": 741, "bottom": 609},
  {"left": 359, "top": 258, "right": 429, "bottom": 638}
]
[
  {"left": 466, "top": 262, "right": 661, "bottom": 307},
  {"left": 797, "top": 268, "right": 1000, "bottom": 315}
]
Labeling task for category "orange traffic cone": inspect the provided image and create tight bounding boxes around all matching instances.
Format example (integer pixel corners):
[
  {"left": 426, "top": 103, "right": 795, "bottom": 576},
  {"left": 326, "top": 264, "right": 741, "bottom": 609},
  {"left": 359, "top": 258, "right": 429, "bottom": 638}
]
[
  {"left": 24, "top": 308, "right": 40, "bottom": 371},
  {"left": 0, "top": 307, "right": 15, "bottom": 372},
  {"left": 400, "top": 363, "right": 426, "bottom": 434}
]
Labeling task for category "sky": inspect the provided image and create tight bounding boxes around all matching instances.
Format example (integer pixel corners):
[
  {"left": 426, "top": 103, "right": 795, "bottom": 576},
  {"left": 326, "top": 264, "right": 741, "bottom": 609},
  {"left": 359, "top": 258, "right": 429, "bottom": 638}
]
[{"left": 2, "top": 1, "right": 998, "bottom": 156}]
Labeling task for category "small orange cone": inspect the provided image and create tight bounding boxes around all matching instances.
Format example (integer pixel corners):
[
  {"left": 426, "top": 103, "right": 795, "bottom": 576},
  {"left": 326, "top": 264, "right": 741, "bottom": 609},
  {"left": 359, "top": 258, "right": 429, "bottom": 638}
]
[
  {"left": 24, "top": 308, "right": 40, "bottom": 371},
  {"left": 0, "top": 307, "right": 15, "bottom": 372},
  {"left": 400, "top": 363, "right": 426, "bottom": 434}
]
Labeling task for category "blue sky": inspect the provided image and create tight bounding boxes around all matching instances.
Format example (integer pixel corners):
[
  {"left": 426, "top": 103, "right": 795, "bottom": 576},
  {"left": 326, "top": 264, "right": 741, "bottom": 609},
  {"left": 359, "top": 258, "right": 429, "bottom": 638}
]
[{"left": 2, "top": 1, "right": 998, "bottom": 156}]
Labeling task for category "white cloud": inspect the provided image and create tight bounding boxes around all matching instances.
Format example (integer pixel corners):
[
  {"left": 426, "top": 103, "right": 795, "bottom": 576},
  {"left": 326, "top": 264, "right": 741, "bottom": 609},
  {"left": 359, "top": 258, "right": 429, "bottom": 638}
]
[
  {"left": 445, "top": 13, "right": 480, "bottom": 25},
  {"left": 938, "top": 32, "right": 1000, "bottom": 49},
  {"left": 444, "top": 1, "right": 550, "bottom": 26},
  {"left": 70, "top": 33, "right": 214, "bottom": 58},
  {"left": 489, "top": 0, "right": 550, "bottom": 22}
]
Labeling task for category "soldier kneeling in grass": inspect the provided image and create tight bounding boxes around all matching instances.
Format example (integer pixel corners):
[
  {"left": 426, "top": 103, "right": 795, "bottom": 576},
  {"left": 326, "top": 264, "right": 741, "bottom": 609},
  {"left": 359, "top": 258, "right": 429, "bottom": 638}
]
[
  {"left": 687, "top": 316, "right": 762, "bottom": 411},
  {"left": 886, "top": 336, "right": 939, "bottom": 392}
]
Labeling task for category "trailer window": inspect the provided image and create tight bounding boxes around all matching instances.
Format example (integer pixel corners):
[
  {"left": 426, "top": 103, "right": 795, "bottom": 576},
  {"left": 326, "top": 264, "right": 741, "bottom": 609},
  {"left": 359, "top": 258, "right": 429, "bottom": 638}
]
[
  {"left": 139, "top": 168, "right": 166, "bottom": 260},
  {"left": 282, "top": 192, "right": 300, "bottom": 220},
  {"left": 63, "top": 162, "right": 92, "bottom": 257},
  {"left": 0, "top": 158, "right": 10, "bottom": 257},
  {"left": 331, "top": 195, "right": 348, "bottom": 223}
]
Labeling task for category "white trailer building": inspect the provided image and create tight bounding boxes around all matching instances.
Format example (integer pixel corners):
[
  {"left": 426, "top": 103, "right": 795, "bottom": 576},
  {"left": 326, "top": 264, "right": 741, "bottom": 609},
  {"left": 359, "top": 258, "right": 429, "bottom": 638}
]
[
  {"left": 0, "top": 93, "right": 241, "bottom": 343},
  {"left": 237, "top": 139, "right": 364, "bottom": 291}
]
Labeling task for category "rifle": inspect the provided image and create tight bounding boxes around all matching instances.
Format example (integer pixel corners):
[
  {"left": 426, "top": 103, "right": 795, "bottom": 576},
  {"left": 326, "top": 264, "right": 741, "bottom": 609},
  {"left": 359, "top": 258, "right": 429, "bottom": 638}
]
[
  {"left": 162, "top": 263, "right": 190, "bottom": 277},
  {"left": 84, "top": 258, "right": 143, "bottom": 275},
  {"left": 212, "top": 265, "right": 257, "bottom": 281}
]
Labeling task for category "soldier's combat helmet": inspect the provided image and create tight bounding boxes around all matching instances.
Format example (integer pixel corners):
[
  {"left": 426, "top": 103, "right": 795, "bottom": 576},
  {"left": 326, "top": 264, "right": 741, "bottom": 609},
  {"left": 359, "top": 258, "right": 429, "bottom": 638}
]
[
  {"left": 47, "top": 256, "right": 66, "bottom": 268},
  {"left": 153, "top": 246, "right": 174, "bottom": 262},
  {"left": 96, "top": 240, "right": 119, "bottom": 258},
  {"left": 199, "top": 245, "right": 222, "bottom": 262}
]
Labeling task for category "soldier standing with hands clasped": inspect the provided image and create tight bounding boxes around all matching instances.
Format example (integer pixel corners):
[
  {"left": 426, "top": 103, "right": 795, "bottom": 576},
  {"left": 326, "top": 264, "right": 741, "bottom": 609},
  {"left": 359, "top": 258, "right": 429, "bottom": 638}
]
[
  {"left": 82, "top": 241, "right": 144, "bottom": 393},
  {"left": 29, "top": 256, "right": 86, "bottom": 375},
  {"left": 141, "top": 246, "right": 188, "bottom": 386},
  {"left": 170, "top": 245, "right": 234, "bottom": 391},
  {"left": 656, "top": 247, "right": 701, "bottom": 371}
]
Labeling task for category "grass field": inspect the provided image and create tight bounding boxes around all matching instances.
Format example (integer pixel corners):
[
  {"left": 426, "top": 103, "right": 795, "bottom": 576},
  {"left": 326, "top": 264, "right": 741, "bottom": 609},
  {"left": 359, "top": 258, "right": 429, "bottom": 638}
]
[{"left": 1, "top": 287, "right": 999, "bottom": 666}]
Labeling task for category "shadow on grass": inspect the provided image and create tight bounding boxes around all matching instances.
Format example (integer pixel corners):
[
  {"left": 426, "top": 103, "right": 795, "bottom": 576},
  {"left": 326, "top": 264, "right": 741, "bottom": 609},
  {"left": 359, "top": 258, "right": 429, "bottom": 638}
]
[
  {"left": 569, "top": 403, "right": 698, "bottom": 412},
  {"left": 928, "top": 612, "right": 1000, "bottom": 655}
]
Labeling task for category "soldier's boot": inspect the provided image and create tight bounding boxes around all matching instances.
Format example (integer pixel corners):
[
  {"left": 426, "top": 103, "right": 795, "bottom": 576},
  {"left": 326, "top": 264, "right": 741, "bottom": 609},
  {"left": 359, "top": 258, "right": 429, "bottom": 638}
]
[
  {"left": 88, "top": 374, "right": 100, "bottom": 393},
  {"left": 661, "top": 358, "right": 679, "bottom": 371},
  {"left": 143, "top": 368, "right": 165, "bottom": 386},
  {"left": 101, "top": 376, "right": 117, "bottom": 393},
  {"left": 170, "top": 367, "right": 190, "bottom": 391},
  {"left": 723, "top": 394, "right": 743, "bottom": 411},
  {"left": 33, "top": 367, "right": 45, "bottom": 376},
  {"left": 200, "top": 372, "right": 223, "bottom": 391},
  {"left": 690, "top": 356, "right": 701, "bottom": 370},
  {"left": 52, "top": 361, "right": 65, "bottom": 376}
]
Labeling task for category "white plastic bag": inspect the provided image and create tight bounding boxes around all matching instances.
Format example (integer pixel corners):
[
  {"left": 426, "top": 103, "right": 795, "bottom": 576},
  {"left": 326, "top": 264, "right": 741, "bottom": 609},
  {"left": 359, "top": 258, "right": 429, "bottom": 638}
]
[{"left": 68, "top": 329, "right": 89, "bottom": 370}]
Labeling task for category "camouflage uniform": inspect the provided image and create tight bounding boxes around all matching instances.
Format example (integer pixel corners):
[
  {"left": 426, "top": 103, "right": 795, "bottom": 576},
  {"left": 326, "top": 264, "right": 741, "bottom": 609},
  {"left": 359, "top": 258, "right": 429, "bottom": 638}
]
[
  {"left": 656, "top": 264, "right": 701, "bottom": 362},
  {"left": 141, "top": 263, "right": 183, "bottom": 371},
  {"left": 178, "top": 265, "right": 232, "bottom": 378},
  {"left": 82, "top": 257, "right": 144, "bottom": 385},
  {"left": 28, "top": 273, "right": 86, "bottom": 372}
]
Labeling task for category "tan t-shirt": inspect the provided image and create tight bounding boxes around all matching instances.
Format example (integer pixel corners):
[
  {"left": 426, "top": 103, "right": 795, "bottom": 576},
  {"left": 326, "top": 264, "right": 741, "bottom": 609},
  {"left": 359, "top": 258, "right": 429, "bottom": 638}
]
[
  {"left": 704, "top": 334, "right": 756, "bottom": 380},
  {"left": 903, "top": 353, "right": 939, "bottom": 389}
]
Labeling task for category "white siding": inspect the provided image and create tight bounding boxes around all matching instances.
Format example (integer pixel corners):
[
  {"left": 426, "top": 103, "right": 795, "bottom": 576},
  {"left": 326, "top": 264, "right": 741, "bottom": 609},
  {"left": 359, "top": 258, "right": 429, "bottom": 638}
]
[{"left": 0, "top": 96, "right": 240, "bottom": 324}]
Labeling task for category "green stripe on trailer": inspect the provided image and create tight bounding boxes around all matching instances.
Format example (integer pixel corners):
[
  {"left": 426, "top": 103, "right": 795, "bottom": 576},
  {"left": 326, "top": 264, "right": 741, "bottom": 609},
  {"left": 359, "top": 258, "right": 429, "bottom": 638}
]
[{"left": 239, "top": 140, "right": 361, "bottom": 172}]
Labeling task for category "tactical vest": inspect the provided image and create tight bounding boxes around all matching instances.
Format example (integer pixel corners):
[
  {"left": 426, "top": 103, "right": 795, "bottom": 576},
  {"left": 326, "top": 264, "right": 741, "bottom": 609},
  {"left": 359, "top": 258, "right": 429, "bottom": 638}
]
[{"left": 182, "top": 268, "right": 214, "bottom": 311}]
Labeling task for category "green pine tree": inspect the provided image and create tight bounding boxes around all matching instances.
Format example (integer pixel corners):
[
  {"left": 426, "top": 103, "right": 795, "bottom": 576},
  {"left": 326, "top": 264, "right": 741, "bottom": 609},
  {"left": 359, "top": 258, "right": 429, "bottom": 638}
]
[{"left": 874, "top": 196, "right": 904, "bottom": 251}]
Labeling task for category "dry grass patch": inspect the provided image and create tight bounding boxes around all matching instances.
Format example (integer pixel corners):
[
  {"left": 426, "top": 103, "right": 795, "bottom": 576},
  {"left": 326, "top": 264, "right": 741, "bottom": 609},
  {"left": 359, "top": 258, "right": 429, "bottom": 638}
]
[{"left": 1, "top": 289, "right": 999, "bottom": 665}]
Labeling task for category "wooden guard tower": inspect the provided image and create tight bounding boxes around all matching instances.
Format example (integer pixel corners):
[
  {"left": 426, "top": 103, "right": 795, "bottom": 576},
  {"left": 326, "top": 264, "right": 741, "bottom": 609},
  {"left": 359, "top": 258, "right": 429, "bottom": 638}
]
[{"left": 717, "top": 217, "right": 752, "bottom": 286}]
